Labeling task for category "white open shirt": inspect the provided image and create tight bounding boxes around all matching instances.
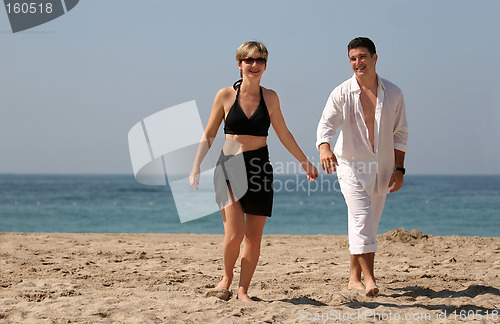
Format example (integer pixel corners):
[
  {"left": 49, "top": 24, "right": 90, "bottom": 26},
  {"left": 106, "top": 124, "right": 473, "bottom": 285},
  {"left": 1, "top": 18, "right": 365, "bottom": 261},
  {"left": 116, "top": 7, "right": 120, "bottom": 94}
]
[{"left": 316, "top": 74, "right": 408, "bottom": 195}]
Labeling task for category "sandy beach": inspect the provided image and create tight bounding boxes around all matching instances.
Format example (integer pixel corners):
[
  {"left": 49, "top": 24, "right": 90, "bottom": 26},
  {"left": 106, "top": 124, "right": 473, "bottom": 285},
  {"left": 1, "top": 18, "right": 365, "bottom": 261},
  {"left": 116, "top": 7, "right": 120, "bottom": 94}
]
[{"left": 1, "top": 229, "right": 499, "bottom": 323}]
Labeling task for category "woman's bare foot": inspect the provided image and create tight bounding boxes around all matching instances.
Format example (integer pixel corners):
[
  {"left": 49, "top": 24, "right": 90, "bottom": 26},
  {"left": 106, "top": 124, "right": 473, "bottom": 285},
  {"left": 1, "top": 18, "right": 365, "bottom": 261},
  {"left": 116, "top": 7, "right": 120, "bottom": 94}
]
[
  {"left": 236, "top": 293, "right": 254, "bottom": 302},
  {"left": 205, "top": 289, "right": 232, "bottom": 301},
  {"left": 236, "top": 288, "right": 254, "bottom": 303},
  {"left": 204, "top": 277, "right": 234, "bottom": 301},
  {"left": 215, "top": 276, "right": 232, "bottom": 291}
]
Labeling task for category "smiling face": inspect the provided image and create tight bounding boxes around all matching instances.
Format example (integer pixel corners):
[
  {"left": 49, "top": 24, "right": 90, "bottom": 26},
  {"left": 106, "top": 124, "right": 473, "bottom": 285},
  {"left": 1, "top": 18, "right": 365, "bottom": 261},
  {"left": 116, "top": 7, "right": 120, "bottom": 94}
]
[
  {"left": 235, "top": 41, "right": 268, "bottom": 80},
  {"left": 238, "top": 51, "right": 267, "bottom": 79},
  {"left": 348, "top": 47, "right": 378, "bottom": 80}
]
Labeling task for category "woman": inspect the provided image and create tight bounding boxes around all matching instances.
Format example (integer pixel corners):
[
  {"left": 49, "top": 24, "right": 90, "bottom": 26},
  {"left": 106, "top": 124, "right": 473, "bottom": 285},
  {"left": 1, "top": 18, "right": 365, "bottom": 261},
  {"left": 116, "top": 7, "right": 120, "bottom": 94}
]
[{"left": 189, "top": 41, "right": 318, "bottom": 302}]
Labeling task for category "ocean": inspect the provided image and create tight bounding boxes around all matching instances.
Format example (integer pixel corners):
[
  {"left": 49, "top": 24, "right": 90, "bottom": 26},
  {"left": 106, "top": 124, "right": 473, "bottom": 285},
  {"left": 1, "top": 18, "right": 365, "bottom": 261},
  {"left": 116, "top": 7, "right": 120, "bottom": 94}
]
[{"left": 0, "top": 174, "right": 499, "bottom": 237}]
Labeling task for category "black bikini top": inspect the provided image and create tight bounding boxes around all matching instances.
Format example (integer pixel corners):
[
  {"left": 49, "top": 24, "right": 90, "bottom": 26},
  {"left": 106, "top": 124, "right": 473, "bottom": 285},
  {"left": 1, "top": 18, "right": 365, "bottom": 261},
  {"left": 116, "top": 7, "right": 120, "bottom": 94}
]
[{"left": 223, "top": 81, "right": 271, "bottom": 137}]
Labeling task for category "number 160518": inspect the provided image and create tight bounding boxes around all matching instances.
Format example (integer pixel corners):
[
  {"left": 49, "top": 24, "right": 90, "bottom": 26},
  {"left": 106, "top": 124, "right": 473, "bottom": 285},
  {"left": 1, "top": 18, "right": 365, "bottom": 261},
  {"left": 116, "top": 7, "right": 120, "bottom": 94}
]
[{"left": 6, "top": 2, "right": 53, "bottom": 14}]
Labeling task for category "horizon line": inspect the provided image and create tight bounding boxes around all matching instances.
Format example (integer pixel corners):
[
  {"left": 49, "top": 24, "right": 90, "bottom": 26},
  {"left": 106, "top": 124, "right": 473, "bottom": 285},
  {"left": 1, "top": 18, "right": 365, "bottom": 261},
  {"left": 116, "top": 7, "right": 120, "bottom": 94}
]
[{"left": 1, "top": 172, "right": 500, "bottom": 177}]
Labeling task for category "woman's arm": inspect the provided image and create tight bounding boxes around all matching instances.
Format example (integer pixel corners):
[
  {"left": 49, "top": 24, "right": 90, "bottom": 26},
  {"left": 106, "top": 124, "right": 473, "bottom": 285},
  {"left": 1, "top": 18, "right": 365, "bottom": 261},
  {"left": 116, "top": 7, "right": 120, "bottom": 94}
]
[
  {"left": 189, "top": 88, "right": 226, "bottom": 189},
  {"left": 267, "top": 89, "right": 318, "bottom": 181}
]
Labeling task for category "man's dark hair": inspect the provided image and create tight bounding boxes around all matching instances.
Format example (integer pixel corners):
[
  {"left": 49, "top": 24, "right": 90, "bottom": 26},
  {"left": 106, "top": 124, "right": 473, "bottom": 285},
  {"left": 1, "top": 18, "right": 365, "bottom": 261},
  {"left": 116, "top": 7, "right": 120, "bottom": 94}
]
[{"left": 348, "top": 37, "right": 376, "bottom": 55}]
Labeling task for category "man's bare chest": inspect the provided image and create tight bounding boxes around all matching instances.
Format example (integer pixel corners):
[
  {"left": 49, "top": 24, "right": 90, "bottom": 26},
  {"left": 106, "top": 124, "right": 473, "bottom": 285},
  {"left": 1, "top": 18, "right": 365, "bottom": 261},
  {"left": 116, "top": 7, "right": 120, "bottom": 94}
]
[{"left": 359, "top": 91, "right": 377, "bottom": 128}]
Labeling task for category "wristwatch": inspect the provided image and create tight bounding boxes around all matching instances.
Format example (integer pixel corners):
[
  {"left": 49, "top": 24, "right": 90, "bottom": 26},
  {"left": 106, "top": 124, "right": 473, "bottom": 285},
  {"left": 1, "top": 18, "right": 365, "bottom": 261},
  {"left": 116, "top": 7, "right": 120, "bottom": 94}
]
[{"left": 395, "top": 167, "right": 406, "bottom": 175}]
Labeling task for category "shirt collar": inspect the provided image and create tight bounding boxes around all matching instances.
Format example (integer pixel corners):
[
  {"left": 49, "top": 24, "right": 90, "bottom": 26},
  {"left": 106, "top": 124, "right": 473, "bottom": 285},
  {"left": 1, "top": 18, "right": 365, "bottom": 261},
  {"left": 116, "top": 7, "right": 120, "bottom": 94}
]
[{"left": 349, "top": 73, "right": 385, "bottom": 92}]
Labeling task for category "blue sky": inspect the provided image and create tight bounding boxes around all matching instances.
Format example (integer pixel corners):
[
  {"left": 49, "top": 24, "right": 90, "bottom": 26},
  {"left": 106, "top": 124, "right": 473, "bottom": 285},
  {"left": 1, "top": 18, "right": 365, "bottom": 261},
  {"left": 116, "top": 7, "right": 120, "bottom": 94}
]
[{"left": 1, "top": 0, "right": 499, "bottom": 175}]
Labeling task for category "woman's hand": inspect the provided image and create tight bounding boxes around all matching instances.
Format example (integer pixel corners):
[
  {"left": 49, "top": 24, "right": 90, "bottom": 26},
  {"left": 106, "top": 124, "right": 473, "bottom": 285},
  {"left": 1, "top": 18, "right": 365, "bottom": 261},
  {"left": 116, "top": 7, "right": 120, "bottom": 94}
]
[
  {"left": 189, "top": 166, "right": 201, "bottom": 190},
  {"left": 302, "top": 161, "right": 319, "bottom": 181}
]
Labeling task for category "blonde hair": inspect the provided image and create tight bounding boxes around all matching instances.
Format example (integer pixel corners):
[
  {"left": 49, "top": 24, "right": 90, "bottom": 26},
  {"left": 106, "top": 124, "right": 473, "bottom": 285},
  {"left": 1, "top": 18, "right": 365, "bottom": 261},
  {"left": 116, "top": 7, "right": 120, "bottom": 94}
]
[{"left": 235, "top": 41, "right": 268, "bottom": 63}]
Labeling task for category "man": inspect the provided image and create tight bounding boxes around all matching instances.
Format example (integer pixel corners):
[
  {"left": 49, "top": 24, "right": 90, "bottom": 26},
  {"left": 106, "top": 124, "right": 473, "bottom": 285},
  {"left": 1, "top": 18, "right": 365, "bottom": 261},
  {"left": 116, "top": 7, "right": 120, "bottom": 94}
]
[{"left": 316, "top": 37, "right": 408, "bottom": 296}]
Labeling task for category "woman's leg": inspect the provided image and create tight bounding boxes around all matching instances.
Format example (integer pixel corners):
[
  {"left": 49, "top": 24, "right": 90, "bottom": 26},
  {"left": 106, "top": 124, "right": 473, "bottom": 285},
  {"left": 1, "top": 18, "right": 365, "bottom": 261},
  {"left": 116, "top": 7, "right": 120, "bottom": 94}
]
[
  {"left": 237, "top": 214, "right": 267, "bottom": 302},
  {"left": 215, "top": 201, "right": 245, "bottom": 291}
]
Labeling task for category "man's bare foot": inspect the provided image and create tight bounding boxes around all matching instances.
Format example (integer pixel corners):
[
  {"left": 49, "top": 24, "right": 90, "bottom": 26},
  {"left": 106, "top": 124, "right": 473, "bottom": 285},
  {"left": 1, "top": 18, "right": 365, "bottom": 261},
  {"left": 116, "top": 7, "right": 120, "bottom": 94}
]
[
  {"left": 365, "top": 284, "right": 379, "bottom": 297},
  {"left": 348, "top": 281, "right": 365, "bottom": 291}
]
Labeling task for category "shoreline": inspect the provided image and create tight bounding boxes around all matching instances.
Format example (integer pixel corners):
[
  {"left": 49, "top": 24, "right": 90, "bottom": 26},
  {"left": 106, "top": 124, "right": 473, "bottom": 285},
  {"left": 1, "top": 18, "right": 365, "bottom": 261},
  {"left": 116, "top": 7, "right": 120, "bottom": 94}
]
[
  {"left": 1, "top": 231, "right": 498, "bottom": 239},
  {"left": 1, "top": 229, "right": 499, "bottom": 323}
]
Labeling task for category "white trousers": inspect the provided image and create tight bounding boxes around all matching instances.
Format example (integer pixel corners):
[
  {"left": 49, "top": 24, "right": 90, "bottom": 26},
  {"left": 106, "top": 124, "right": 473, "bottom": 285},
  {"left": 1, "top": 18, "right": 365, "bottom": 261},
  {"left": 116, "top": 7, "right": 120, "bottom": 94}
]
[{"left": 339, "top": 171, "right": 387, "bottom": 255}]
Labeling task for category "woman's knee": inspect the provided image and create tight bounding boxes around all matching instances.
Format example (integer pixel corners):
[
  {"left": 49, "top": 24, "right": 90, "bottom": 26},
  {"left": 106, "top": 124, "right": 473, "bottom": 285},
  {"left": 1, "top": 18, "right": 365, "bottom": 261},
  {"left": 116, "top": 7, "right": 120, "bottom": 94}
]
[
  {"left": 225, "top": 232, "right": 244, "bottom": 245},
  {"left": 244, "top": 232, "right": 264, "bottom": 247}
]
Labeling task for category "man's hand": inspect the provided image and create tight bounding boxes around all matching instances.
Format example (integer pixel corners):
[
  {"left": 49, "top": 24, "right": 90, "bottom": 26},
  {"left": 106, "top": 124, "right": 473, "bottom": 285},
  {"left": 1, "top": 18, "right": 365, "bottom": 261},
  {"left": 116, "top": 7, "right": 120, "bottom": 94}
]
[
  {"left": 319, "top": 143, "right": 338, "bottom": 174},
  {"left": 388, "top": 170, "right": 404, "bottom": 193}
]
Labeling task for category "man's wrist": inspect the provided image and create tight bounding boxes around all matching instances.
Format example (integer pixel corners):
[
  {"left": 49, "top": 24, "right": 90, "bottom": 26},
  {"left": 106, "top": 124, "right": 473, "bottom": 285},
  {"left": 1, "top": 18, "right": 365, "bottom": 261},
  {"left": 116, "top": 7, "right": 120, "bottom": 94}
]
[
  {"left": 318, "top": 142, "right": 330, "bottom": 152},
  {"left": 395, "top": 167, "right": 406, "bottom": 175}
]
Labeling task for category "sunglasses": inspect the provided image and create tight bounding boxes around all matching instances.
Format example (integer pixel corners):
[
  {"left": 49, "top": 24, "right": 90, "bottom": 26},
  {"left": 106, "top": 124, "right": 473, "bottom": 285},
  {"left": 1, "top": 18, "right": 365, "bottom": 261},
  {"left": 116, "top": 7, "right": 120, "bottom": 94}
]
[{"left": 241, "top": 57, "right": 267, "bottom": 65}]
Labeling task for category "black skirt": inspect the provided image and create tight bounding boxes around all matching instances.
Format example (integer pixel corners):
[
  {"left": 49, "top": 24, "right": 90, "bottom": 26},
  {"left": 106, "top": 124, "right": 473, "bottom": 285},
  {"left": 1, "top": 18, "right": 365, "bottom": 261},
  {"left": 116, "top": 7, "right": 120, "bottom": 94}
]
[{"left": 213, "top": 146, "right": 273, "bottom": 216}]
